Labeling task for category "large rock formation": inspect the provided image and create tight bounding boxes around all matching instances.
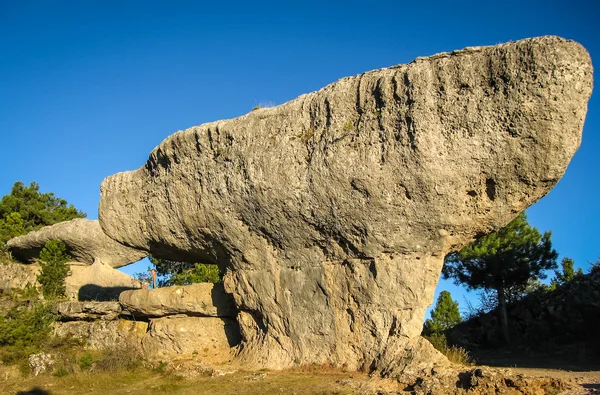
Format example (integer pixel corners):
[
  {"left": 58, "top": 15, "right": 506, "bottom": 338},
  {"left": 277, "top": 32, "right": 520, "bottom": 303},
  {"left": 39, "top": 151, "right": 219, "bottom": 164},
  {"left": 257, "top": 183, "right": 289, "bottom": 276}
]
[
  {"left": 99, "top": 36, "right": 593, "bottom": 375},
  {"left": 7, "top": 218, "right": 146, "bottom": 267}
]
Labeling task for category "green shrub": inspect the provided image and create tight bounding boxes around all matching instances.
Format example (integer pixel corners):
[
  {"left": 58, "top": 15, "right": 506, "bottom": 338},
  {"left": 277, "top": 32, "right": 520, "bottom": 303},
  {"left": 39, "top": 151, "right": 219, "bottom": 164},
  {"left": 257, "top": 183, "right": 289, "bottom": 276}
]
[
  {"left": 79, "top": 352, "right": 94, "bottom": 371},
  {"left": 38, "top": 240, "right": 70, "bottom": 299},
  {"left": 0, "top": 299, "right": 56, "bottom": 365}
]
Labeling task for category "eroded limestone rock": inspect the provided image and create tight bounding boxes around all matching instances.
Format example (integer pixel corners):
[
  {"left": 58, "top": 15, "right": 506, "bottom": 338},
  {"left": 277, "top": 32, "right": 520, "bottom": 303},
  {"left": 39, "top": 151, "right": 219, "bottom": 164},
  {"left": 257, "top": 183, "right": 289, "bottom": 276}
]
[
  {"left": 56, "top": 301, "right": 122, "bottom": 321},
  {"left": 99, "top": 36, "right": 593, "bottom": 375},
  {"left": 0, "top": 260, "right": 40, "bottom": 291},
  {"left": 53, "top": 320, "right": 148, "bottom": 350},
  {"left": 119, "top": 283, "right": 237, "bottom": 318},
  {"left": 7, "top": 218, "right": 146, "bottom": 267},
  {"left": 141, "top": 316, "right": 241, "bottom": 361},
  {"left": 66, "top": 261, "right": 142, "bottom": 301}
]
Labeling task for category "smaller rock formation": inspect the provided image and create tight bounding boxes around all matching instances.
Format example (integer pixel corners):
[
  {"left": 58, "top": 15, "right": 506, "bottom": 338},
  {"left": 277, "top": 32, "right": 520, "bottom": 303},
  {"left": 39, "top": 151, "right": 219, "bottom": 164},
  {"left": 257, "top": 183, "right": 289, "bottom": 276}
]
[
  {"left": 119, "top": 283, "right": 237, "bottom": 318},
  {"left": 7, "top": 218, "right": 146, "bottom": 268},
  {"left": 142, "top": 316, "right": 241, "bottom": 361},
  {"left": 54, "top": 283, "right": 241, "bottom": 363},
  {"left": 54, "top": 320, "right": 148, "bottom": 351},
  {"left": 56, "top": 301, "right": 122, "bottom": 321},
  {"left": 0, "top": 260, "right": 40, "bottom": 291},
  {"left": 66, "top": 261, "right": 141, "bottom": 301},
  {"left": 28, "top": 353, "right": 55, "bottom": 376}
]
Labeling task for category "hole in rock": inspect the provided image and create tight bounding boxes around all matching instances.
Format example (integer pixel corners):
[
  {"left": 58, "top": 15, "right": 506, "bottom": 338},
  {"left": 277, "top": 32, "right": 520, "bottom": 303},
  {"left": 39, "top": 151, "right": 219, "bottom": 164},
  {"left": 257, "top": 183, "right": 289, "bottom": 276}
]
[{"left": 485, "top": 178, "right": 496, "bottom": 201}]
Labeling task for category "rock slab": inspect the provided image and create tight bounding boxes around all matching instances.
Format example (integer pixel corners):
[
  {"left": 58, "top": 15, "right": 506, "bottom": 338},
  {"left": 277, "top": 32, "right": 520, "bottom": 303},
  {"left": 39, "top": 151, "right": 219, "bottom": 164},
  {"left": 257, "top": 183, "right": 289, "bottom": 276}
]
[
  {"left": 98, "top": 36, "right": 593, "bottom": 375},
  {"left": 54, "top": 320, "right": 148, "bottom": 350},
  {"left": 7, "top": 218, "right": 146, "bottom": 268},
  {"left": 119, "top": 282, "right": 237, "bottom": 318},
  {"left": 141, "top": 316, "right": 241, "bottom": 361},
  {"left": 56, "top": 301, "right": 122, "bottom": 321}
]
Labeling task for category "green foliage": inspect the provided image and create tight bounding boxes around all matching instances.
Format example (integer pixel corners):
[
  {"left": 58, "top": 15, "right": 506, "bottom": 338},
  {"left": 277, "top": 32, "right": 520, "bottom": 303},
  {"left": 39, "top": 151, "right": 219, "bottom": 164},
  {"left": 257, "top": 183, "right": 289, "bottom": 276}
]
[
  {"left": 38, "top": 240, "right": 71, "bottom": 299},
  {"left": 424, "top": 333, "right": 472, "bottom": 366},
  {"left": 79, "top": 352, "right": 94, "bottom": 371},
  {"left": 423, "top": 290, "right": 461, "bottom": 336},
  {"left": 0, "top": 181, "right": 86, "bottom": 248},
  {"left": 0, "top": 299, "right": 56, "bottom": 364},
  {"left": 552, "top": 257, "right": 583, "bottom": 287},
  {"left": 140, "top": 256, "right": 222, "bottom": 287},
  {"left": 443, "top": 212, "right": 557, "bottom": 343},
  {"left": 443, "top": 213, "right": 557, "bottom": 292}
]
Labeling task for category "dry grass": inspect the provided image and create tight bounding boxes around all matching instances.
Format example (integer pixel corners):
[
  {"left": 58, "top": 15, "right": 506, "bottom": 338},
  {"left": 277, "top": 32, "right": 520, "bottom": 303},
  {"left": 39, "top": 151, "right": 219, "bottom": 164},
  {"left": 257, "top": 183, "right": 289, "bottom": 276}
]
[
  {"left": 424, "top": 334, "right": 473, "bottom": 366},
  {"left": 0, "top": 365, "right": 376, "bottom": 395}
]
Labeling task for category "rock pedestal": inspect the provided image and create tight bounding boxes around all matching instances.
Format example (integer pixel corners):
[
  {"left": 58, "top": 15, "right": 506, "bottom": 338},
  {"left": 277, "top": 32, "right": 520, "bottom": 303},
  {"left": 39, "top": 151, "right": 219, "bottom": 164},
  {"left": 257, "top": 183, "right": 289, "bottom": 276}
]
[{"left": 98, "top": 37, "right": 593, "bottom": 375}]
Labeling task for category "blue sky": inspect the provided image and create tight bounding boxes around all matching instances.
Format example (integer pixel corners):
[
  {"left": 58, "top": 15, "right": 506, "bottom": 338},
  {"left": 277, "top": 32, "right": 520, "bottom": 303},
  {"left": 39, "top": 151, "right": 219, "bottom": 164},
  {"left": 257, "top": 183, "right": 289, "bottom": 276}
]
[{"left": 1, "top": 1, "right": 598, "bottom": 316}]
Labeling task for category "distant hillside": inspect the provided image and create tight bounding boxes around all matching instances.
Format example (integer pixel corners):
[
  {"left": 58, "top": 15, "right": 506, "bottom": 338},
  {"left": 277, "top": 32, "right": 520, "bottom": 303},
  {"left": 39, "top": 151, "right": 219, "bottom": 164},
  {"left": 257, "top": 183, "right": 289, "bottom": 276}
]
[{"left": 448, "top": 267, "right": 600, "bottom": 359}]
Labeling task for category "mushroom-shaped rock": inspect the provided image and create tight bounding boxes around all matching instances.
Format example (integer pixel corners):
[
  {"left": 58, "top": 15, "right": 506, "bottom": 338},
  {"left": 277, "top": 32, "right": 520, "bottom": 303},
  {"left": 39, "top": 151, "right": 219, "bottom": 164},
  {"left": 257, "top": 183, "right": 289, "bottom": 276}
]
[
  {"left": 7, "top": 218, "right": 146, "bottom": 268},
  {"left": 99, "top": 36, "right": 593, "bottom": 375}
]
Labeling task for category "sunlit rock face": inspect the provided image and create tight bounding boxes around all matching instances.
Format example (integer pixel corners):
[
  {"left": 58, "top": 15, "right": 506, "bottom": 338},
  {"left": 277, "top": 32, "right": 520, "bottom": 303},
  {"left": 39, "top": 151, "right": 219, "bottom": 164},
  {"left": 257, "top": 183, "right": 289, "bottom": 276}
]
[
  {"left": 99, "top": 36, "right": 592, "bottom": 375},
  {"left": 7, "top": 218, "right": 146, "bottom": 268}
]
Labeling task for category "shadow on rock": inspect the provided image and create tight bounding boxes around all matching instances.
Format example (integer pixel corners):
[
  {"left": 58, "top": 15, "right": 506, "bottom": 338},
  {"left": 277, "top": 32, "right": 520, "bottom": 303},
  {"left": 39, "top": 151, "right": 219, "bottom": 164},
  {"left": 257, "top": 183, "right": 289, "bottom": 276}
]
[
  {"left": 16, "top": 388, "right": 51, "bottom": 395},
  {"left": 78, "top": 284, "right": 137, "bottom": 301}
]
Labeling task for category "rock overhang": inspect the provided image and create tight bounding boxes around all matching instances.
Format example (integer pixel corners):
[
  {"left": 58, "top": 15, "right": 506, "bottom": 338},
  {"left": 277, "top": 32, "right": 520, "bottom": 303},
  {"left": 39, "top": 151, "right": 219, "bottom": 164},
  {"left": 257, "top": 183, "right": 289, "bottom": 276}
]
[{"left": 97, "top": 36, "right": 593, "bottom": 375}]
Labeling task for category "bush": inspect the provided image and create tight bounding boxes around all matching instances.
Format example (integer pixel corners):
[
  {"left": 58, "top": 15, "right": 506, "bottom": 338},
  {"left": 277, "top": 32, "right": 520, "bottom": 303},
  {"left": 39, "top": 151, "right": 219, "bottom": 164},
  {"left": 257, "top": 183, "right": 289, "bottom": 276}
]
[
  {"left": 424, "top": 333, "right": 472, "bottom": 366},
  {"left": 93, "top": 346, "right": 143, "bottom": 372},
  {"left": 38, "top": 240, "right": 70, "bottom": 299},
  {"left": 0, "top": 299, "right": 56, "bottom": 366},
  {"left": 79, "top": 352, "right": 94, "bottom": 371}
]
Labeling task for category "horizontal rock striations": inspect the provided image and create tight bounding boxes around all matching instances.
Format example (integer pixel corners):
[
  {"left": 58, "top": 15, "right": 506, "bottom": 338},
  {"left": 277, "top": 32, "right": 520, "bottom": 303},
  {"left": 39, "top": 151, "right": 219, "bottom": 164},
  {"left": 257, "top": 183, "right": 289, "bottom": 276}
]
[
  {"left": 7, "top": 219, "right": 146, "bottom": 268},
  {"left": 120, "top": 283, "right": 237, "bottom": 318},
  {"left": 99, "top": 36, "right": 593, "bottom": 375}
]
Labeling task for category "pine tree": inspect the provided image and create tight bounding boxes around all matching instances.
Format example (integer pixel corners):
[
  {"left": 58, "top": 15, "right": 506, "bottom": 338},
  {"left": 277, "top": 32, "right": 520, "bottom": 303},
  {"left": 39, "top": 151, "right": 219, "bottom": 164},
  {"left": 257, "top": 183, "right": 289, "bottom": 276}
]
[
  {"left": 442, "top": 212, "right": 557, "bottom": 343},
  {"left": 37, "top": 240, "right": 70, "bottom": 298},
  {"left": 553, "top": 257, "right": 583, "bottom": 286},
  {"left": 423, "top": 290, "right": 462, "bottom": 335}
]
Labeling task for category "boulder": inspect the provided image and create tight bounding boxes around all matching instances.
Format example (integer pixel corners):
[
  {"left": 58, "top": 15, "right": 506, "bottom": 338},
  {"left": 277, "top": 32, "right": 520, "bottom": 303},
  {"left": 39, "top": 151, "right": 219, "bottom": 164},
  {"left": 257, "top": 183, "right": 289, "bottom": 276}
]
[
  {"left": 28, "top": 353, "right": 54, "bottom": 376},
  {"left": 98, "top": 37, "right": 593, "bottom": 375},
  {"left": 141, "top": 316, "right": 240, "bottom": 361},
  {"left": 53, "top": 319, "right": 148, "bottom": 350},
  {"left": 119, "top": 283, "right": 237, "bottom": 318},
  {"left": 0, "top": 260, "right": 40, "bottom": 291},
  {"left": 7, "top": 218, "right": 146, "bottom": 267},
  {"left": 56, "top": 301, "right": 122, "bottom": 321},
  {"left": 65, "top": 261, "right": 142, "bottom": 301}
]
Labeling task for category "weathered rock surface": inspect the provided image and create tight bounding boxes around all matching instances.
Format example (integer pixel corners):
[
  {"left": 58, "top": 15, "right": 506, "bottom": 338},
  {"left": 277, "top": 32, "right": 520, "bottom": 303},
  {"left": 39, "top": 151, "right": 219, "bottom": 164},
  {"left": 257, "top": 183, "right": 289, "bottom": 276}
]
[
  {"left": 141, "top": 316, "right": 241, "bottom": 361},
  {"left": 7, "top": 218, "right": 146, "bottom": 267},
  {"left": 28, "top": 353, "right": 55, "bottom": 376},
  {"left": 0, "top": 260, "right": 40, "bottom": 291},
  {"left": 66, "top": 261, "right": 142, "bottom": 301},
  {"left": 119, "top": 283, "right": 237, "bottom": 318},
  {"left": 99, "top": 36, "right": 593, "bottom": 375},
  {"left": 56, "top": 301, "right": 122, "bottom": 321},
  {"left": 53, "top": 320, "right": 148, "bottom": 350}
]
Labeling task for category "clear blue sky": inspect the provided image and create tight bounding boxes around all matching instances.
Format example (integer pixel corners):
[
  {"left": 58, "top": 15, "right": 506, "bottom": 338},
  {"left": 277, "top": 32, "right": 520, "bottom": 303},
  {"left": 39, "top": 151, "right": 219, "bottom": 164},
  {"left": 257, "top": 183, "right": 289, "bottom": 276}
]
[{"left": 1, "top": 1, "right": 598, "bottom": 316}]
